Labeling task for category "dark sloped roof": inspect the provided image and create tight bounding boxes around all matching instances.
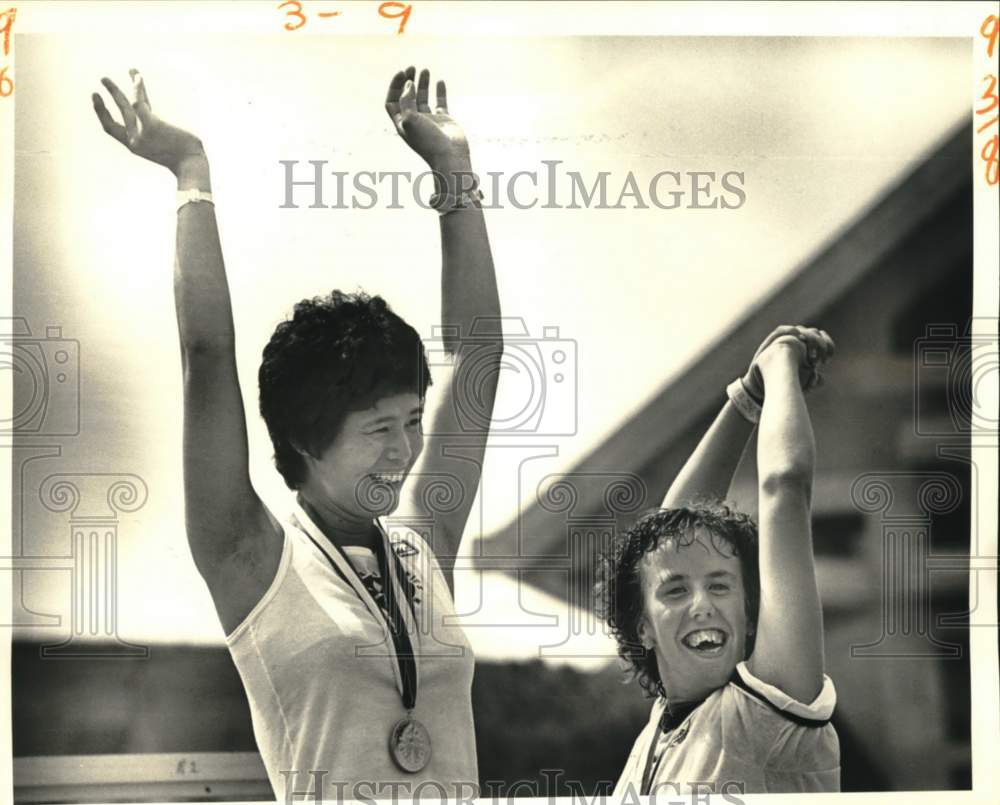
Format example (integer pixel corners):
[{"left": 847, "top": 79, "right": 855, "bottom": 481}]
[{"left": 477, "top": 118, "right": 971, "bottom": 568}]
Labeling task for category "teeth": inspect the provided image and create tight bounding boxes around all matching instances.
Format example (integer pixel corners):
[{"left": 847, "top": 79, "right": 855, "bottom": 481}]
[
  {"left": 372, "top": 473, "right": 405, "bottom": 484},
  {"left": 682, "top": 629, "right": 726, "bottom": 649}
]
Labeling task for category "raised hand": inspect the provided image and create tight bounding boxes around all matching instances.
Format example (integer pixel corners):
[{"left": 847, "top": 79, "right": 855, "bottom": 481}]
[
  {"left": 743, "top": 325, "right": 835, "bottom": 400},
  {"left": 92, "top": 70, "right": 205, "bottom": 176},
  {"left": 385, "top": 66, "right": 469, "bottom": 171}
]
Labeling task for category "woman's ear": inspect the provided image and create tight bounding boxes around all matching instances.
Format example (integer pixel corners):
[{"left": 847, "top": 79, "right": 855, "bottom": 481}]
[{"left": 637, "top": 616, "right": 655, "bottom": 651}]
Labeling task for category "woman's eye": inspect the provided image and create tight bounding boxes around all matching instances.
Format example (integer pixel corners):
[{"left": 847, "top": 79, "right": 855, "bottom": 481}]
[
  {"left": 665, "top": 587, "right": 686, "bottom": 597},
  {"left": 710, "top": 584, "right": 730, "bottom": 593},
  {"left": 406, "top": 418, "right": 421, "bottom": 428}
]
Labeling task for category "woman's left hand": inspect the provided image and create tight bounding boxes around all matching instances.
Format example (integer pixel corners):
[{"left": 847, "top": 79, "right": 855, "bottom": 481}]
[
  {"left": 744, "top": 325, "right": 835, "bottom": 399},
  {"left": 385, "top": 66, "right": 470, "bottom": 171}
]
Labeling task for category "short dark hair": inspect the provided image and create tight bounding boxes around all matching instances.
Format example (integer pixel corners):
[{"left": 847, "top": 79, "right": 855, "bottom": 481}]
[
  {"left": 258, "top": 290, "right": 431, "bottom": 489},
  {"left": 597, "top": 501, "right": 760, "bottom": 699}
]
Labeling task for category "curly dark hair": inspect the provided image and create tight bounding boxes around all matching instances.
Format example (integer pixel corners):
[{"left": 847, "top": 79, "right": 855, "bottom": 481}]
[
  {"left": 597, "top": 500, "right": 760, "bottom": 699},
  {"left": 258, "top": 290, "right": 432, "bottom": 489}
]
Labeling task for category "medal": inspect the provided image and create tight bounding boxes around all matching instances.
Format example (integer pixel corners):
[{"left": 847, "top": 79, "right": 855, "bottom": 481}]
[
  {"left": 389, "top": 714, "right": 433, "bottom": 772},
  {"left": 292, "top": 503, "right": 430, "bottom": 773}
]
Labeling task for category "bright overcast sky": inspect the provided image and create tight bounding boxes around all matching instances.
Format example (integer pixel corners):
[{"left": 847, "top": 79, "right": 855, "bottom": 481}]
[{"left": 10, "top": 28, "right": 969, "bottom": 664}]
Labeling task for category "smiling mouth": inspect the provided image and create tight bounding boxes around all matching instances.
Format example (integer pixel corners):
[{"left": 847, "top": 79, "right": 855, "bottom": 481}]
[
  {"left": 370, "top": 472, "right": 406, "bottom": 485},
  {"left": 681, "top": 628, "right": 728, "bottom": 655}
]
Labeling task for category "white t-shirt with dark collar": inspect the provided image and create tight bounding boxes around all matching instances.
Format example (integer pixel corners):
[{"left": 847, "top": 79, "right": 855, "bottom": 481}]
[
  {"left": 225, "top": 504, "right": 477, "bottom": 801},
  {"left": 614, "top": 662, "right": 840, "bottom": 797}
]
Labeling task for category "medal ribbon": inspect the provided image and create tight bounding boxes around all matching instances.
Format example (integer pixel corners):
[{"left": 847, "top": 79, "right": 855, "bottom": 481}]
[
  {"left": 291, "top": 503, "right": 419, "bottom": 709},
  {"left": 376, "top": 530, "right": 418, "bottom": 711}
]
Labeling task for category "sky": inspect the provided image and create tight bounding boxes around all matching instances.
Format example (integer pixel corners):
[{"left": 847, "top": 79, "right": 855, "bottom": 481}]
[{"left": 7, "top": 28, "right": 972, "bottom": 665}]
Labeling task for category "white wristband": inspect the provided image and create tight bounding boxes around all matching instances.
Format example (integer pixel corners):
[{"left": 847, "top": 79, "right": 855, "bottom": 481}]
[
  {"left": 726, "top": 377, "right": 762, "bottom": 424},
  {"left": 177, "top": 189, "right": 214, "bottom": 213},
  {"left": 431, "top": 187, "right": 484, "bottom": 216}
]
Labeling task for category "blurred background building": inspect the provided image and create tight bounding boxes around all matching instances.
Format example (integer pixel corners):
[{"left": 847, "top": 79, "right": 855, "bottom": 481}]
[{"left": 12, "top": 119, "right": 978, "bottom": 800}]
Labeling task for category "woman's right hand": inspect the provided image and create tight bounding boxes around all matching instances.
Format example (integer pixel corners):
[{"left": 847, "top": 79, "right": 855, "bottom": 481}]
[
  {"left": 92, "top": 70, "right": 206, "bottom": 176},
  {"left": 743, "top": 324, "right": 835, "bottom": 399}
]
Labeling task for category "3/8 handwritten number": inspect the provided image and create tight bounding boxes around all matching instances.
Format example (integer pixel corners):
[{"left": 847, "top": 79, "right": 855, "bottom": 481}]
[
  {"left": 979, "top": 15, "right": 1000, "bottom": 186},
  {"left": 278, "top": 0, "right": 306, "bottom": 31}
]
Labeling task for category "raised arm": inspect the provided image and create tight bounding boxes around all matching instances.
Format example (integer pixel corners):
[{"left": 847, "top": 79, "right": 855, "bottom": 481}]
[
  {"left": 746, "top": 333, "right": 834, "bottom": 703},
  {"left": 385, "top": 67, "right": 503, "bottom": 589},
  {"left": 661, "top": 325, "right": 829, "bottom": 508},
  {"left": 93, "top": 72, "right": 279, "bottom": 631}
]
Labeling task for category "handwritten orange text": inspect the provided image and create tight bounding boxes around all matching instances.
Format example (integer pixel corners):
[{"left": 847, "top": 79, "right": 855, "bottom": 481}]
[
  {"left": 978, "top": 15, "right": 999, "bottom": 185},
  {"left": 277, "top": 1, "right": 411, "bottom": 34},
  {"left": 0, "top": 7, "right": 16, "bottom": 98}
]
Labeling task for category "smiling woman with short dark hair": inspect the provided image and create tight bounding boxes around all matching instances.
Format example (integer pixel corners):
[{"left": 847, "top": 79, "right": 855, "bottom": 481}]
[{"left": 92, "top": 64, "right": 502, "bottom": 801}]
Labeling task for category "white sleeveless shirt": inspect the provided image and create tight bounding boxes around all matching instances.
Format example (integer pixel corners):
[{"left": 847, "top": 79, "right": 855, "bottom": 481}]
[{"left": 225, "top": 504, "right": 478, "bottom": 801}]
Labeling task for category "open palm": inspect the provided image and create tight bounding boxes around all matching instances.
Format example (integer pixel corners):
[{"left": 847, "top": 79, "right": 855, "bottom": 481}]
[
  {"left": 385, "top": 67, "right": 469, "bottom": 169},
  {"left": 92, "top": 70, "right": 205, "bottom": 175}
]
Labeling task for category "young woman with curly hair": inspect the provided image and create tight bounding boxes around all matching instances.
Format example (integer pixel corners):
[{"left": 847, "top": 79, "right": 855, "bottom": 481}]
[
  {"left": 93, "top": 66, "right": 501, "bottom": 800},
  {"left": 599, "top": 325, "right": 841, "bottom": 796}
]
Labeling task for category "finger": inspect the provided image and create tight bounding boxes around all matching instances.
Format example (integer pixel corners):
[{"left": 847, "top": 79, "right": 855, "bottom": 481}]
[
  {"left": 798, "top": 329, "right": 824, "bottom": 366},
  {"left": 771, "top": 334, "right": 806, "bottom": 360},
  {"left": 435, "top": 80, "right": 448, "bottom": 114},
  {"left": 129, "top": 68, "right": 152, "bottom": 122},
  {"left": 817, "top": 329, "right": 836, "bottom": 359},
  {"left": 101, "top": 77, "right": 138, "bottom": 141},
  {"left": 753, "top": 325, "right": 799, "bottom": 362},
  {"left": 805, "top": 327, "right": 833, "bottom": 364},
  {"left": 385, "top": 69, "right": 406, "bottom": 131},
  {"left": 773, "top": 334, "right": 802, "bottom": 348},
  {"left": 416, "top": 68, "right": 431, "bottom": 113},
  {"left": 399, "top": 78, "right": 418, "bottom": 117},
  {"left": 92, "top": 93, "right": 128, "bottom": 145},
  {"left": 404, "top": 65, "right": 416, "bottom": 83},
  {"left": 385, "top": 69, "right": 405, "bottom": 109}
]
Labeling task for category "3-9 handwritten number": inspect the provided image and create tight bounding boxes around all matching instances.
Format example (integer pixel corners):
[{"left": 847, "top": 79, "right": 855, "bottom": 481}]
[
  {"left": 278, "top": 0, "right": 307, "bottom": 31},
  {"left": 378, "top": 2, "right": 411, "bottom": 35}
]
